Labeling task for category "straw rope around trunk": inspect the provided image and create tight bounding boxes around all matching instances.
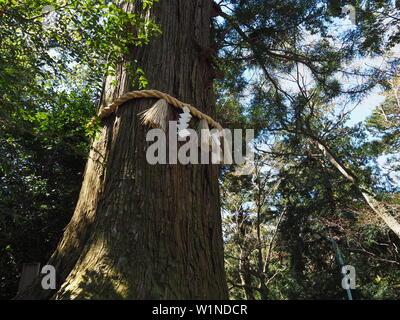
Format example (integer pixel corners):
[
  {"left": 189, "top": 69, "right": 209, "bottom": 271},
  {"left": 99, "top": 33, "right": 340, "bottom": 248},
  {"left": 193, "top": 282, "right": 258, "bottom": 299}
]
[{"left": 91, "top": 89, "right": 223, "bottom": 131}]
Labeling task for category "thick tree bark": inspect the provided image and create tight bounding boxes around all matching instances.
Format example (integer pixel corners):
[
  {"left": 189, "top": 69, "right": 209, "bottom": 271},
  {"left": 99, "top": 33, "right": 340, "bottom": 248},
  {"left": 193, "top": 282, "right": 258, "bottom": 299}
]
[{"left": 17, "top": 0, "right": 228, "bottom": 300}]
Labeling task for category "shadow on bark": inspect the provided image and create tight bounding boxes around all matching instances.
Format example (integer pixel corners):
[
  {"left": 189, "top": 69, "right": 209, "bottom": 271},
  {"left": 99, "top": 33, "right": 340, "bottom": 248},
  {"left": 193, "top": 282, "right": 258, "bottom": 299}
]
[{"left": 60, "top": 270, "right": 126, "bottom": 300}]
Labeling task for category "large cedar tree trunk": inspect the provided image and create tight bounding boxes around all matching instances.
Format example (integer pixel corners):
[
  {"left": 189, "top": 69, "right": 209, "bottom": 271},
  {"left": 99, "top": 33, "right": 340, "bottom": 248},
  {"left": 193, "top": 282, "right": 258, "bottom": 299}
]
[{"left": 18, "top": 0, "right": 228, "bottom": 300}]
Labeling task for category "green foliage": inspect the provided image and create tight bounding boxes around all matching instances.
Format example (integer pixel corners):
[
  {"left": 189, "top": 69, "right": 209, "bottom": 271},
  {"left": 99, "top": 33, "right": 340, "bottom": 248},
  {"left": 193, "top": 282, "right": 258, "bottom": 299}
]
[
  {"left": 219, "top": 57, "right": 400, "bottom": 299},
  {"left": 0, "top": 0, "right": 160, "bottom": 299}
]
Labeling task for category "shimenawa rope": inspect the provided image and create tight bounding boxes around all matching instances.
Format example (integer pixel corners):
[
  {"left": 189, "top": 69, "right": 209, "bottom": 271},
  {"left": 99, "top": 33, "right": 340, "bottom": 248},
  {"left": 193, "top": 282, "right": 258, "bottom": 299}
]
[{"left": 90, "top": 89, "right": 223, "bottom": 131}]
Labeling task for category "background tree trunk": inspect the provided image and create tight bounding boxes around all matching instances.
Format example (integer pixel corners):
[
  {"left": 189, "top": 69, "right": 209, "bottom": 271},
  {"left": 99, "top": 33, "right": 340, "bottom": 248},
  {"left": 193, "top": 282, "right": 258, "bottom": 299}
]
[
  {"left": 17, "top": 0, "right": 228, "bottom": 300},
  {"left": 314, "top": 138, "right": 400, "bottom": 238}
]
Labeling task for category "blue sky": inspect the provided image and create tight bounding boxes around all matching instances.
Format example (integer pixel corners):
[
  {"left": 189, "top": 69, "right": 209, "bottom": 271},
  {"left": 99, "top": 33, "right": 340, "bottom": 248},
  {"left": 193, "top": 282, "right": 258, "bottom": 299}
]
[{"left": 347, "top": 90, "right": 385, "bottom": 125}]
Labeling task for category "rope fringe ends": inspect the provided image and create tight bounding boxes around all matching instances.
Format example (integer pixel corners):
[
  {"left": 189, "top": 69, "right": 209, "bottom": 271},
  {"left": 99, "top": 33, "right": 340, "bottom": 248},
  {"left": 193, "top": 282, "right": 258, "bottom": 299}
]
[
  {"left": 92, "top": 90, "right": 223, "bottom": 132},
  {"left": 139, "top": 99, "right": 169, "bottom": 131}
]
